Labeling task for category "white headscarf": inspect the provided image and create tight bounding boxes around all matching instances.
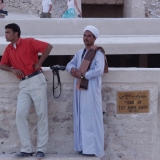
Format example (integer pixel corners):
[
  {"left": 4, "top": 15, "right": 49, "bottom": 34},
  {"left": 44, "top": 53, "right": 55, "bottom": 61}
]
[{"left": 83, "top": 25, "right": 99, "bottom": 38}]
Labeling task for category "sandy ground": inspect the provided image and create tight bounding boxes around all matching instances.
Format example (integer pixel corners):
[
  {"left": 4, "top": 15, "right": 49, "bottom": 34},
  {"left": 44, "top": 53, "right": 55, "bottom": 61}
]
[{"left": 2, "top": 12, "right": 39, "bottom": 19}]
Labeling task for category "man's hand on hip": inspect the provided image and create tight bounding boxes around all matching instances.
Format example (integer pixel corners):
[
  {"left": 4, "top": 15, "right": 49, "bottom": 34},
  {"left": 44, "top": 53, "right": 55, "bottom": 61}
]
[
  {"left": 11, "top": 68, "right": 24, "bottom": 77},
  {"left": 33, "top": 62, "right": 41, "bottom": 71}
]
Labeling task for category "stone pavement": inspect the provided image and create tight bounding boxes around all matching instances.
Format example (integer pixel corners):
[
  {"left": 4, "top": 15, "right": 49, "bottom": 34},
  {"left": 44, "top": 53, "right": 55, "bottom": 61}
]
[{"left": 0, "top": 154, "right": 100, "bottom": 160}]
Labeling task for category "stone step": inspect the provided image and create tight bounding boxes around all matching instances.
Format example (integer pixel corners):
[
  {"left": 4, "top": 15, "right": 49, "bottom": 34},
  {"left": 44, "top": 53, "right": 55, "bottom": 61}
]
[
  {"left": 1, "top": 18, "right": 160, "bottom": 56},
  {"left": 0, "top": 35, "right": 160, "bottom": 55},
  {"left": 1, "top": 18, "right": 160, "bottom": 36},
  {"left": 0, "top": 154, "right": 100, "bottom": 160}
]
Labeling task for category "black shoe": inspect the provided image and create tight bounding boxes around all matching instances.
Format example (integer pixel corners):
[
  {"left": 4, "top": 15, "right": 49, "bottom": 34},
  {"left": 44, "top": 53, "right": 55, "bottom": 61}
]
[
  {"left": 82, "top": 153, "right": 95, "bottom": 156},
  {"left": 15, "top": 152, "right": 33, "bottom": 157},
  {"left": 36, "top": 151, "right": 45, "bottom": 159},
  {"left": 78, "top": 151, "right": 95, "bottom": 156}
]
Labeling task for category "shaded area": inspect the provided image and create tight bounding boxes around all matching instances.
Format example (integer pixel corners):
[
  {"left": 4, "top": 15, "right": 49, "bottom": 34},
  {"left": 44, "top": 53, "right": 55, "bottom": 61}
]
[
  {"left": 148, "top": 54, "right": 160, "bottom": 68},
  {"left": 40, "top": 54, "right": 160, "bottom": 68},
  {"left": 1, "top": 54, "right": 160, "bottom": 68},
  {"left": 82, "top": 4, "right": 123, "bottom": 18},
  {"left": 41, "top": 55, "right": 72, "bottom": 67}
]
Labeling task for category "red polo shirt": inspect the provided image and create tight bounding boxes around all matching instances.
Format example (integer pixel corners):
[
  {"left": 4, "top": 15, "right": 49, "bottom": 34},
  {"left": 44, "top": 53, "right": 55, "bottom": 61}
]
[{"left": 1, "top": 38, "right": 49, "bottom": 78}]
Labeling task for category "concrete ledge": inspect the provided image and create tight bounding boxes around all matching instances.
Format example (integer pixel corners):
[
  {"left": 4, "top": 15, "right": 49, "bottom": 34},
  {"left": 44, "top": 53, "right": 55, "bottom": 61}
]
[
  {"left": 2, "top": 67, "right": 160, "bottom": 84},
  {"left": 0, "top": 35, "right": 160, "bottom": 55},
  {"left": 1, "top": 19, "right": 160, "bottom": 36},
  {"left": 1, "top": 19, "right": 160, "bottom": 56},
  {"left": 0, "top": 154, "right": 100, "bottom": 160}
]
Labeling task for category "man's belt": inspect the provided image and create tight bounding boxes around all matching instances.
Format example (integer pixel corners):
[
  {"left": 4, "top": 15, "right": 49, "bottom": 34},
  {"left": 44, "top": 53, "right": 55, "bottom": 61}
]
[{"left": 20, "top": 70, "right": 43, "bottom": 81}]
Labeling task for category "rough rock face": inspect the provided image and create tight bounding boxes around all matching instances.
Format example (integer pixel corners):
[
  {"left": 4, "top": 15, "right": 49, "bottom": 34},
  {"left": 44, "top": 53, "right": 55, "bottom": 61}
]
[
  {"left": 4, "top": 0, "right": 160, "bottom": 18},
  {"left": 143, "top": 0, "right": 160, "bottom": 18},
  {"left": 4, "top": 0, "right": 67, "bottom": 18}
]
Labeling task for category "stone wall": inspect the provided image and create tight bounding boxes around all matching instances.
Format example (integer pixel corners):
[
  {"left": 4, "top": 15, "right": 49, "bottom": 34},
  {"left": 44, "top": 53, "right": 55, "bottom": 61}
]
[
  {"left": 0, "top": 68, "right": 160, "bottom": 160},
  {"left": 123, "top": 0, "right": 145, "bottom": 18}
]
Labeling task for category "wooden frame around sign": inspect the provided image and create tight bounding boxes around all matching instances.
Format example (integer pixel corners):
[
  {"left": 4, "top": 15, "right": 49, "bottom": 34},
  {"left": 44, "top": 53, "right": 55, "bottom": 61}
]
[{"left": 117, "top": 90, "right": 149, "bottom": 114}]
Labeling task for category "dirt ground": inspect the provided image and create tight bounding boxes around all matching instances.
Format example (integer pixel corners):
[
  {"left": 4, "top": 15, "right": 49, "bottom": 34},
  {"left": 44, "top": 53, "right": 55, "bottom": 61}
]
[{"left": 2, "top": 11, "right": 39, "bottom": 19}]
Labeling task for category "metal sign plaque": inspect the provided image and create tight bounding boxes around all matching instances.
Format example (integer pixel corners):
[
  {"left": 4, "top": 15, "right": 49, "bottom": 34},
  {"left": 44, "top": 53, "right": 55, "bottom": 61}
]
[{"left": 117, "top": 91, "right": 149, "bottom": 114}]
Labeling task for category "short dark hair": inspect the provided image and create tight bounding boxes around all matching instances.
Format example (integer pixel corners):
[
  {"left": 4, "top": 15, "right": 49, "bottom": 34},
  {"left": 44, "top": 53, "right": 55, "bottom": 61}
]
[{"left": 5, "top": 23, "right": 21, "bottom": 37}]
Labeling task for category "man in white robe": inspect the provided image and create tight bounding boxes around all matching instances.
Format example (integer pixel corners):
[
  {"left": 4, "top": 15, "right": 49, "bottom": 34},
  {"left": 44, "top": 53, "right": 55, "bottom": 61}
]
[{"left": 66, "top": 25, "right": 107, "bottom": 157}]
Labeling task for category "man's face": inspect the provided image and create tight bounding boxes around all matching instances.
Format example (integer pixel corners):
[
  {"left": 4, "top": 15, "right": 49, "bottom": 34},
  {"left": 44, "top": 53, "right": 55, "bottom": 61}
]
[
  {"left": 5, "top": 28, "right": 18, "bottom": 42},
  {"left": 83, "top": 30, "right": 96, "bottom": 47}
]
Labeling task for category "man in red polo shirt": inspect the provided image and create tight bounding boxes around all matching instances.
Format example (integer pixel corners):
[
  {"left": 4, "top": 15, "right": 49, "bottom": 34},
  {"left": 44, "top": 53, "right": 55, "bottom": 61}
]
[{"left": 0, "top": 23, "right": 53, "bottom": 158}]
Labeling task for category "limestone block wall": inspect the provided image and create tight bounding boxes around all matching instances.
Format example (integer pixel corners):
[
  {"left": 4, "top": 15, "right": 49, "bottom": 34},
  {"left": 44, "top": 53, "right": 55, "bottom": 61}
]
[
  {"left": 0, "top": 68, "right": 160, "bottom": 160},
  {"left": 123, "top": 0, "right": 145, "bottom": 18}
]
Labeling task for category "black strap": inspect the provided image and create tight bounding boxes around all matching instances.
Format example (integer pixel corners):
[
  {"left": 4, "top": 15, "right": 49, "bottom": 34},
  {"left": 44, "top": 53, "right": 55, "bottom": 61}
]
[
  {"left": 81, "top": 49, "right": 86, "bottom": 61},
  {"left": 52, "top": 69, "right": 62, "bottom": 98}
]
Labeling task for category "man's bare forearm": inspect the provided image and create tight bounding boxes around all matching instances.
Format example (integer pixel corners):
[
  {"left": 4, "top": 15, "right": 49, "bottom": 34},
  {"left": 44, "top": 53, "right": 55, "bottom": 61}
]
[
  {"left": 0, "top": 64, "right": 12, "bottom": 72},
  {"left": 38, "top": 44, "right": 53, "bottom": 65},
  {"left": 48, "top": 4, "right": 52, "bottom": 13},
  {"left": 0, "top": 64, "right": 24, "bottom": 76},
  {"left": 34, "top": 44, "right": 53, "bottom": 70}
]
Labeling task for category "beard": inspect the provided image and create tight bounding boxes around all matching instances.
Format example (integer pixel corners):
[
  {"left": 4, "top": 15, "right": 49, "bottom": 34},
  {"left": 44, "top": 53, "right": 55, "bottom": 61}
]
[{"left": 84, "top": 41, "right": 93, "bottom": 46}]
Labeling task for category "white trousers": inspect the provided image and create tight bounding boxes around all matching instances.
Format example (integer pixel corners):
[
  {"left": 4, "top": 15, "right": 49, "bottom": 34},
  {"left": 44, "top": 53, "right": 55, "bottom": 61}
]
[{"left": 16, "top": 73, "right": 48, "bottom": 153}]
